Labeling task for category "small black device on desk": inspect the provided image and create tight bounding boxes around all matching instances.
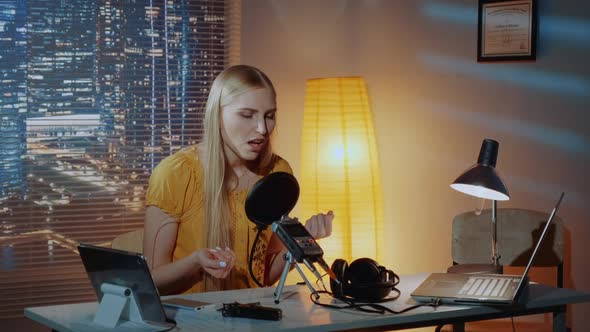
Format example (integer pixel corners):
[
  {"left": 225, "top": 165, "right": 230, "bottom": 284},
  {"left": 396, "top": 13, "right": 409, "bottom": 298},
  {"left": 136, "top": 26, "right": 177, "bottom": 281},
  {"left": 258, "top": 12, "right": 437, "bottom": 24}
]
[{"left": 220, "top": 302, "right": 282, "bottom": 321}]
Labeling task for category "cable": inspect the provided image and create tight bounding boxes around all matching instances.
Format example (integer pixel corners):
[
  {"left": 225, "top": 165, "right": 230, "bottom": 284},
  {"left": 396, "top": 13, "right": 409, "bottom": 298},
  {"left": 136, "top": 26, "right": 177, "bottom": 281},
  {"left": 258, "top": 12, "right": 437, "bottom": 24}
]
[
  {"left": 309, "top": 290, "right": 439, "bottom": 315},
  {"left": 149, "top": 219, "right": 179, "bottom": 270},
  {"left": 308, "top": 265, "right": 405, "bottom": 313},
  {"left": 157, "top": 318, "right": 177, "bottom": 332},
  {"left": 248, "top": 227, "right": 265, "bottom": 287},
  {"left": 315, "top": 272, "right": 328, "bottom": 291}
]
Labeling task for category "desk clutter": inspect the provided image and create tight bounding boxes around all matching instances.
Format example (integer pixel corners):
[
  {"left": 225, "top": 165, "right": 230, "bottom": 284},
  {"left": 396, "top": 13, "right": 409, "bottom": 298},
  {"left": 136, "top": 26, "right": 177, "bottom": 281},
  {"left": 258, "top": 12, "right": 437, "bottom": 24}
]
[
  {"left": 69, "top": 171, "right": 574, "bottom": 331},
  {"left": 26, "top": 274, "right": 590, "bottom": 331}
]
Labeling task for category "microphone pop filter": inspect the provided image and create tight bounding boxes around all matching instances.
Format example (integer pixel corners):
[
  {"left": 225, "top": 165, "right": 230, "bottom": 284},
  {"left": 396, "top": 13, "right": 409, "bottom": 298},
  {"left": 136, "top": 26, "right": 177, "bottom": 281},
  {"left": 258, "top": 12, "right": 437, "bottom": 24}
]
[{"left": 245, "top": 172, "right": 299, "bottom": 229}]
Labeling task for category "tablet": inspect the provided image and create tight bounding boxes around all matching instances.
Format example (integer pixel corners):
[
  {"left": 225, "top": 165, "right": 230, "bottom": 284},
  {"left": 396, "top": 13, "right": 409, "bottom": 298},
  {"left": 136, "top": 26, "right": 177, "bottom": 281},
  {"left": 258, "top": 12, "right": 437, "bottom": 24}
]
[{"left": 78, "top": 243, "right": 172, "bottom": 326}]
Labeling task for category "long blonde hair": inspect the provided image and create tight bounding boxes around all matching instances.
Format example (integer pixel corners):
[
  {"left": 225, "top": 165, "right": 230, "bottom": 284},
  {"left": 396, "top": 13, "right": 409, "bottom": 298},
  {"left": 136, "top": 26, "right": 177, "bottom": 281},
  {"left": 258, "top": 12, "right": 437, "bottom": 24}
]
[{"left": 202, "top": 65, "right": 275, "bottom": 252}]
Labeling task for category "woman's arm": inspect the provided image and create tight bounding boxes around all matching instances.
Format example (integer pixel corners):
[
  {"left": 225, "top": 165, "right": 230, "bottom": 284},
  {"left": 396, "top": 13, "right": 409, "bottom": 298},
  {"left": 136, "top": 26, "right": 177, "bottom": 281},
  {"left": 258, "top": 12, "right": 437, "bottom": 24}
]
[{"left": 144, "top": 206, "right": 234, "bottom": 295}]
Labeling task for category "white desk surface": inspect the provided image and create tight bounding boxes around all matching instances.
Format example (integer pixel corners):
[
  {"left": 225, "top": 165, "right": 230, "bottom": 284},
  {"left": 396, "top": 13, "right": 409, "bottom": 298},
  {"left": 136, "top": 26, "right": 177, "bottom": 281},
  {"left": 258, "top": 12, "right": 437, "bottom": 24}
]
[{"left": 25, "top": 273, "right": 590, "bottom": 332}]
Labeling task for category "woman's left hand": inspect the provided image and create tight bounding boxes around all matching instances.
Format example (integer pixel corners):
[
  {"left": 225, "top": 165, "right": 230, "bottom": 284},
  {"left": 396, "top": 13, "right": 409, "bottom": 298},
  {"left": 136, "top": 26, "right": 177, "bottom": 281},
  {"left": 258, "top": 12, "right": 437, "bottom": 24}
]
[{"left": 304, "top": 210, "right": 334, "bottom": 240}]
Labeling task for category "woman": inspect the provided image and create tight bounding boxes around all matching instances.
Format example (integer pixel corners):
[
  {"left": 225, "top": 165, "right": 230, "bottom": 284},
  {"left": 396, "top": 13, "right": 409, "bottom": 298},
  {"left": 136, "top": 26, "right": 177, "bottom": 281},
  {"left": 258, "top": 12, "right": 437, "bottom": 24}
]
[{"left": 144, "top": 65, "right": 334, "bottom": 295}]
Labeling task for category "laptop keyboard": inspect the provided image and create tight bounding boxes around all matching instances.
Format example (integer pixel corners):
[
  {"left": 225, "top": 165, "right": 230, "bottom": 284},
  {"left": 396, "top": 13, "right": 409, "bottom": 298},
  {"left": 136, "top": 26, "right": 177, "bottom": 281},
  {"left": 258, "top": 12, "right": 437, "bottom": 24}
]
[{"left": 459, "top": 276, "right": 512, "bottom": 297}]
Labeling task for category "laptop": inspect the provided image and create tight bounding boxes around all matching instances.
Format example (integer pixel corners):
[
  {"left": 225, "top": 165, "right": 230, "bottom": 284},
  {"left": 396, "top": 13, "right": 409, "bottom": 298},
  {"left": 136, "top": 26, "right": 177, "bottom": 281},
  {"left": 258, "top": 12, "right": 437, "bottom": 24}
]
[
  {"left": 78, "top": 243, "right": 174, "bottom": 327},
  {"left": 411, "top": 192, "right": 565, "bottom": 306}
]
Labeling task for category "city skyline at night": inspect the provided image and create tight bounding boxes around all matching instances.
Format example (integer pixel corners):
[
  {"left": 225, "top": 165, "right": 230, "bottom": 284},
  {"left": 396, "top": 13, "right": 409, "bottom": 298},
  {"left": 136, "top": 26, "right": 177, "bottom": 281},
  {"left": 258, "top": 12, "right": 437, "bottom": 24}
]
[{"left": 0, "top": 0, "right": 227, "bottom": 319}]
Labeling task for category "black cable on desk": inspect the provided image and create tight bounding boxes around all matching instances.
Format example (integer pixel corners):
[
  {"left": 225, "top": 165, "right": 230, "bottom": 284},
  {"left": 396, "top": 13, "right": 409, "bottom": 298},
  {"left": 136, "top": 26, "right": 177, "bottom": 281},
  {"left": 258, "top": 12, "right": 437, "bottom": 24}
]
[{"left": 309, "top": 290, "right": 440, "bottom": 314}]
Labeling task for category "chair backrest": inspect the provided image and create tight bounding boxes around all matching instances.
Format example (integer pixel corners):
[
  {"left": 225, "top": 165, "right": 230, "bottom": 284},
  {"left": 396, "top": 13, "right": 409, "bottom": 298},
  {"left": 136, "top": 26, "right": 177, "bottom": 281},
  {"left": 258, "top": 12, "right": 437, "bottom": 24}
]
[
  {"left": 452, "top": 208, "right": 564, "bottom": 268},
  {"left": 111, "top": 228, "right": 144, "bottom": 254}
]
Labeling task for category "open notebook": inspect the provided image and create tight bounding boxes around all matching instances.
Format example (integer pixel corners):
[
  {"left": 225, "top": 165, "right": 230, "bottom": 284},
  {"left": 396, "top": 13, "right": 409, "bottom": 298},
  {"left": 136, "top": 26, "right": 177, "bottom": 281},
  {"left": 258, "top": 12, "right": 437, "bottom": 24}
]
[{"left": 411, "top": 192, "right": 564, "bottom": 305}]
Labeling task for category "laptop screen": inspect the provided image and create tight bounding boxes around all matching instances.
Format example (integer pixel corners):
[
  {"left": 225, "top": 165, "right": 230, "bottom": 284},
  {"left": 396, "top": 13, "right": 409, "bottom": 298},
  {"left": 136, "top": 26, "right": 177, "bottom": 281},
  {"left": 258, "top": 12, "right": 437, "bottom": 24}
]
[{"left": 514, "top": 192, "right": 565, "bottom": 296}]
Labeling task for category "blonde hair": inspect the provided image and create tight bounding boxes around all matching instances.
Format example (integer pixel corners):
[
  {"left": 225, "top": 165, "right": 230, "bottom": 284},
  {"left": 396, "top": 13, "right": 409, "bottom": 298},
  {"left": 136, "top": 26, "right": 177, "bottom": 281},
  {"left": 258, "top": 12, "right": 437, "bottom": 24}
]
[{"left": 202, "top": 65, "right": 275, "bottom": 253}]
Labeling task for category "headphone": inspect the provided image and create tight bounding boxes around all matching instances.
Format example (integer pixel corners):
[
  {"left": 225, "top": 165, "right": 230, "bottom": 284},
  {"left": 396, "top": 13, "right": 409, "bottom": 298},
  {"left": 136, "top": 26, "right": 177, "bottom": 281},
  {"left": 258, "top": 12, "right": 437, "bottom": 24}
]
[{"left": 330, "top": 258, "right": 399, "bottom": 302}]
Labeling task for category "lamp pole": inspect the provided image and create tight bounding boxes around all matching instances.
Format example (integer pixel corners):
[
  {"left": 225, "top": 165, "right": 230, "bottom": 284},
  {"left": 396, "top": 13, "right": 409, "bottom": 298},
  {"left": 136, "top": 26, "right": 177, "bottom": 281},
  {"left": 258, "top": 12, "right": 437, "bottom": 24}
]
[{"left": 491, "top": 200, "right": 501, "bottom": 270}]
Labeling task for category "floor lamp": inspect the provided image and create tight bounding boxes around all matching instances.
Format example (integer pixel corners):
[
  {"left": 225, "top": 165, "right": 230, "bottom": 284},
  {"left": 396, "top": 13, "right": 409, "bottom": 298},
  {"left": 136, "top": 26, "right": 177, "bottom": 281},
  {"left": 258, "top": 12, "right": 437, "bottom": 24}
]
[
  {"left": 299, "top": 77, "right": 383, "bottom": 263},
  {"left": 450, "top": 139, "right": 510, "bottom": 274}
]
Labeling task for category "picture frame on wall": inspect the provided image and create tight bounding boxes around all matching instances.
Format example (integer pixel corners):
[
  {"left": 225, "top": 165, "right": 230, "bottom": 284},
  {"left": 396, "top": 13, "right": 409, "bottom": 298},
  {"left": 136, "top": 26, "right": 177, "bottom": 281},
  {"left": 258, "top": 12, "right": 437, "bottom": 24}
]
[{"left": 477, "top": 0, "right": 537, "bottom": 62}]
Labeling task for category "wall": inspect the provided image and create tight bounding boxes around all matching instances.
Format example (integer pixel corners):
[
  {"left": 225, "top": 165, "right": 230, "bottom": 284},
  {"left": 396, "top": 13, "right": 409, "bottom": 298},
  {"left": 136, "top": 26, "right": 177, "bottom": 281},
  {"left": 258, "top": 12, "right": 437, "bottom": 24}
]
[{"left": 242, "top": 0, "right": 590, "bottom": 330}]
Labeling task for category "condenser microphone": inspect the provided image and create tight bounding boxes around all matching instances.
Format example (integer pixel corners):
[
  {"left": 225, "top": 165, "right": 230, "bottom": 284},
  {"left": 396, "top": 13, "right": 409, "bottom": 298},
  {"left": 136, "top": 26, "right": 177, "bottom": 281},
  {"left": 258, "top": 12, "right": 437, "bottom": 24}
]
[
  {"left": 244, "top": 172, "right": 339, "bottom": 286},
  {"left": 271, "top": 216, "right": 339, "bottom": 284},
  {"left": 244, "top": 172, "right": 300, "bottom": 287},
  {"left": 271, "top": 216, "right": 323, "bottom": 261}
]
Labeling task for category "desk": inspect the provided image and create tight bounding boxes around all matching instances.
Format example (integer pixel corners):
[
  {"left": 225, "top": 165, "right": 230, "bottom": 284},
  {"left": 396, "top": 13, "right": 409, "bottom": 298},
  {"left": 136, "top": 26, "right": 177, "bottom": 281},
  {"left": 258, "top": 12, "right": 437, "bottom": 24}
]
[{"left": 25, "top": 273, "right": 590, "bottom": 332}]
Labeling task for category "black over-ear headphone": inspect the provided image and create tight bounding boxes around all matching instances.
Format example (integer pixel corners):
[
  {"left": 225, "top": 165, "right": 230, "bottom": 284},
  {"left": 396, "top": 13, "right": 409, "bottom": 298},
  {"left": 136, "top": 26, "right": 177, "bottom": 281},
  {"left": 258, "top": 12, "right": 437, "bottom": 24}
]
[{"left": 330, "top": 258, "right": 400, "bottom": 302}]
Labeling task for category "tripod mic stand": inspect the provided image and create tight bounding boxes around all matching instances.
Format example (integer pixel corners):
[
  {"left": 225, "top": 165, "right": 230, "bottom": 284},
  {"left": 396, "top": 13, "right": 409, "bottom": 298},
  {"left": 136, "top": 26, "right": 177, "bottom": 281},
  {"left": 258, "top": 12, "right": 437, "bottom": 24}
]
[
  {"left": 270, "top": 216, "right": 336, "bottom": 304},
  {"left": 273, "top": 252, "right": 320, "bottom": 304}
]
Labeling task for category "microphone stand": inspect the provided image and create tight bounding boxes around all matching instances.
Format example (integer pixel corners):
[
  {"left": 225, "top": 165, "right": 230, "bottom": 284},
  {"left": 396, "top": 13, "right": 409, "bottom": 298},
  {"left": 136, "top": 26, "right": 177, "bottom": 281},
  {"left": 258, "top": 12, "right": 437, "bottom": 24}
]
[
  {"left": 273, "top": 252, "right": 319, "bottom": 304},
  {"left": 271, "top": 216, "right": 336, "bottom": 304}
]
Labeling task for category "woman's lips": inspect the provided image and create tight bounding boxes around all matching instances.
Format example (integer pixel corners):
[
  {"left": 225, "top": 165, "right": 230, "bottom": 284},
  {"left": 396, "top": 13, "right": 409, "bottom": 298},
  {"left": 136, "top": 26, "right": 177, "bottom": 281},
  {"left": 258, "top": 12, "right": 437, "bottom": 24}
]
[{"left": 248, "top": 139, "right": 265, "bottom": 153}]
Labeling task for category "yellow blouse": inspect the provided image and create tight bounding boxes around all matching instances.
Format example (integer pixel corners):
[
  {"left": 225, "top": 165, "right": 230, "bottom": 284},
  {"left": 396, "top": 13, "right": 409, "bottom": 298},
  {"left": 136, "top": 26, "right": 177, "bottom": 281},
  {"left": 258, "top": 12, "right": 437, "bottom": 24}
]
[{"left": 145, "top": 146, "right": 293, "bottom": 293}]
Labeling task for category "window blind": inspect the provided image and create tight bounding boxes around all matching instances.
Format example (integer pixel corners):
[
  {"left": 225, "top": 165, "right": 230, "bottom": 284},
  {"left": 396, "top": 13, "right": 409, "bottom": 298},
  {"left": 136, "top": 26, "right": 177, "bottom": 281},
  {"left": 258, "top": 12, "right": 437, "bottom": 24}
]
[{"left": 0, "top": 0, "right": 235, "bottom": 320}]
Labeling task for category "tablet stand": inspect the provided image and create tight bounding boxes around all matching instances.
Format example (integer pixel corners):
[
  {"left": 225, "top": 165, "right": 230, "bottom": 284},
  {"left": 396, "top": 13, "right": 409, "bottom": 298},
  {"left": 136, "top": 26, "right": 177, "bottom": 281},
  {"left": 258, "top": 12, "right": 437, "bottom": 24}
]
[
  {"left": 273, "top": 252, "right": 320, "bottom": 304},
  {"left": 93, "top": 283, "right": 144, "bottom": 328}
]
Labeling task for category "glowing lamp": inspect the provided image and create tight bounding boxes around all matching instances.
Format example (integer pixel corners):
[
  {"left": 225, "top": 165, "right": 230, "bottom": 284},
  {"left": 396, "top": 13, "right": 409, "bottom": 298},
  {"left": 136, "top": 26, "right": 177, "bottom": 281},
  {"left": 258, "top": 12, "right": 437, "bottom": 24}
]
[{"left": 300, "top": 77, "right": 383, "bottom": 263}]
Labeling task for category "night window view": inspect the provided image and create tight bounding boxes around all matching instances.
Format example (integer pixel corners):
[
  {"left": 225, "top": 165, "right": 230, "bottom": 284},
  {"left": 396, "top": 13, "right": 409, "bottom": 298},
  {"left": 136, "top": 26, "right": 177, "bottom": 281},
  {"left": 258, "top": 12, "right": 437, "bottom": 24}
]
[{"left": 0, "top": 0, "right": 228, "bottom": 320}]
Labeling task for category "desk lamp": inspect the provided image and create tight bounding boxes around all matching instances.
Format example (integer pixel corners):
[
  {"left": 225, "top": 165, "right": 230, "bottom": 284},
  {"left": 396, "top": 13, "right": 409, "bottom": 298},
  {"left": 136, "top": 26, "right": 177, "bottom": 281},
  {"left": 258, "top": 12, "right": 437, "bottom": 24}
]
[{"left": 450, "top": 139, "right": 510, "bottom": 273}]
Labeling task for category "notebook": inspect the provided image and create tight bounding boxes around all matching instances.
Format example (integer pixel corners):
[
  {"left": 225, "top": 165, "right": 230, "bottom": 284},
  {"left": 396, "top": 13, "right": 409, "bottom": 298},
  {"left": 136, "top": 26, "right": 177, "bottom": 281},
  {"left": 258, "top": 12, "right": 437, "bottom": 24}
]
[
  {"left": 78, "top": 243, "right": 174, "bottom": 327},
  {"left": 411, "top": 192, "right": 564, "bottom": 306}
]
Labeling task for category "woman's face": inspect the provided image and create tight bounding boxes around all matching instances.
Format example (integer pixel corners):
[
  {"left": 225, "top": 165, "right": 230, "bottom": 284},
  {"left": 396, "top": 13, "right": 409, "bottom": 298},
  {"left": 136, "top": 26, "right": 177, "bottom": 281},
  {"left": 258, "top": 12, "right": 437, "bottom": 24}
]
[{"left": 220, "top": 87, "right": 276, "bottom": 165}]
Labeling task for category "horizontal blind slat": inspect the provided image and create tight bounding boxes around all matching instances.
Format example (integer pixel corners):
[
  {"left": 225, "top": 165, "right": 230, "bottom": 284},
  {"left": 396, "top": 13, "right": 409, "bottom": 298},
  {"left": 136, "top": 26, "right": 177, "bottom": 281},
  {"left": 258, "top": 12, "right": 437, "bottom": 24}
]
[{"left": 0, "top": 0, "right": 232, "bottom": 321}]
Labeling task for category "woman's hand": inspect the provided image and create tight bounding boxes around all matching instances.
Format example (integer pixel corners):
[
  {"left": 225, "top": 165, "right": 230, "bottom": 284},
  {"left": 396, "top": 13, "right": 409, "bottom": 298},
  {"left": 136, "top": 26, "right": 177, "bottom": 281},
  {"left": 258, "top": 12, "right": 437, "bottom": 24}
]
[
  {"left": 305, "top": 210, "right": 334, "bottom": 240},
  {"left": 194, "top": 247, "right": 236, "bottom": 279}
]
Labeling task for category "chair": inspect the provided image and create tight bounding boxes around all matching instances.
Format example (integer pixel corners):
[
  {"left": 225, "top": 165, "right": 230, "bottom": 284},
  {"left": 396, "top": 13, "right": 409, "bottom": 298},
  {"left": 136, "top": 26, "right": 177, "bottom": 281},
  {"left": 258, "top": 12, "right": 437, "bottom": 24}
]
[
  {"left": 445, "top": 208, "right": 565, "bottom": 332},
  {"left": 111, "top": 228, "right": 144, "bottom": 254}
]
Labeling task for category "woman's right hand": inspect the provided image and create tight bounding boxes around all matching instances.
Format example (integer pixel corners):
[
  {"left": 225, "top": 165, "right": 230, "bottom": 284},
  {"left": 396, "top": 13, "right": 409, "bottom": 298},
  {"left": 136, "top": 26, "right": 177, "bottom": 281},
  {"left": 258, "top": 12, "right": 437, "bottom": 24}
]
[{"left": 194, "top": 247, "right": 236, "bottom": 279}]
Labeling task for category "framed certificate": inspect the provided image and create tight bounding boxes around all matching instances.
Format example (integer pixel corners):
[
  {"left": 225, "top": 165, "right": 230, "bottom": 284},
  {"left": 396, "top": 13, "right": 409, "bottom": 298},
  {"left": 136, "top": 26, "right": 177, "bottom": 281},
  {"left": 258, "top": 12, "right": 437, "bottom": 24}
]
[{"left": 477, "top": 0, "right": 537, "bottom": 62}]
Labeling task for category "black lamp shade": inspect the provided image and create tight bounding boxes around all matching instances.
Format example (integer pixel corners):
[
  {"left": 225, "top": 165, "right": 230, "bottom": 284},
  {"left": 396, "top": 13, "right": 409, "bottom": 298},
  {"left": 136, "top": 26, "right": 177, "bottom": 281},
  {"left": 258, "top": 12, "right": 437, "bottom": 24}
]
[{"left": 451, "top": 139, "right": 510, "bottom": 201}]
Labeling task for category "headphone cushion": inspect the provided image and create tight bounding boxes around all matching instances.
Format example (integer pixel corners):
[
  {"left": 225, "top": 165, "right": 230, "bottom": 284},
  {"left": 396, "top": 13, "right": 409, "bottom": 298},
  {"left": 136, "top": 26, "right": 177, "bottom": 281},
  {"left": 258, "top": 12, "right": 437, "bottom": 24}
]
[
  {"left": 346, "top": 258, "right": 394, "bottom": 302},
  {"left": 347, "top": 257, "right": 381, "bottom": 284},
  {"left": 330, "top": 259, "right": 348, "bottom": 299}
]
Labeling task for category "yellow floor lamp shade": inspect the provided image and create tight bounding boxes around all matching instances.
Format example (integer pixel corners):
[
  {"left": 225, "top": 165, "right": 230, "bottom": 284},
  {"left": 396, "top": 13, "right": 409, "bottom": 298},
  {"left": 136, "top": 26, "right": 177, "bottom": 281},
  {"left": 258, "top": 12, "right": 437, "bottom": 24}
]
[{"left": 300, "top": 77, "right": 384, "bottom": 264}]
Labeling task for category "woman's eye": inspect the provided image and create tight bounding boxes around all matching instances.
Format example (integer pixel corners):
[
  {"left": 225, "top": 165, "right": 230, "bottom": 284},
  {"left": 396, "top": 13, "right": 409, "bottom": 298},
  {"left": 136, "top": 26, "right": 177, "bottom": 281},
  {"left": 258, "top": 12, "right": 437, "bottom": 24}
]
[
  {"left": 265, "top": 113, "right": 276, "bottom": 120},
  {"left": 240, "top": 113, "right": 253, "bottom": 119}
]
